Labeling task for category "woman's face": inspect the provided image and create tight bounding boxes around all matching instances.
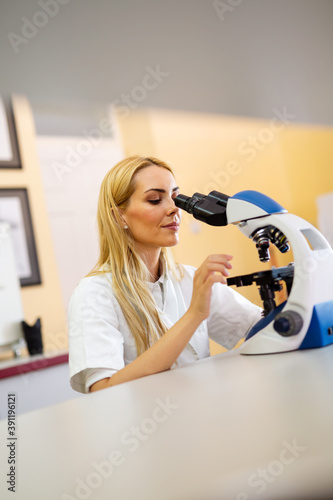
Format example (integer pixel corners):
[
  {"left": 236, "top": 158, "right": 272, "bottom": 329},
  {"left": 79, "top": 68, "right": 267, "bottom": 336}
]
[{"left": 121, "top": 165, "right": 181, "bottom": 253}]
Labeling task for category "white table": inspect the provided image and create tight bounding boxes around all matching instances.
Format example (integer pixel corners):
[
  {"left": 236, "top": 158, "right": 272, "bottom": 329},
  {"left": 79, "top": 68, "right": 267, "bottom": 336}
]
[{"left": 1, "top": 344, "right": 333, "bottom": 500}]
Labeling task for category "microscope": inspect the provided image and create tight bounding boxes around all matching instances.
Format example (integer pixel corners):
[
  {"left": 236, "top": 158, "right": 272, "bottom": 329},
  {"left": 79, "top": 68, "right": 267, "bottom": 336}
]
[{"left": 174, "top": 190, "right": 333, "bottom": 355}]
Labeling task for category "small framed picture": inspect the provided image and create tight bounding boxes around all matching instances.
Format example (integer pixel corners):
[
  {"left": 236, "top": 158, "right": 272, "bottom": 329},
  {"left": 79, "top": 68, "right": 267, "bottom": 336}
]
[
  {"left": 0, "top": 188, "right": 41, "bottom": 286},
  {"left": 0, "top": 97, "right": 21, "bottom": 169}
]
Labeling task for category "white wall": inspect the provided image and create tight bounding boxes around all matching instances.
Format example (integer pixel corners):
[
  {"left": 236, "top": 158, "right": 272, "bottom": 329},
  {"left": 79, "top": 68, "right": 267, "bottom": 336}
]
[
  {"left": 0, "top": 0, "right": 333, "bottom": 126},
  {"left": 35, "top": 107, "right": 124, "bottom": 312}
]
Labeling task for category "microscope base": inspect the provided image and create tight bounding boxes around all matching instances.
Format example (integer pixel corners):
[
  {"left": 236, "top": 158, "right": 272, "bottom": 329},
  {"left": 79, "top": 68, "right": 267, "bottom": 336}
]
[
  {"left": 243, "top": 299, "right": 333, "bottom": 354},
  {"left": 299, "top": 300, "right": 333, "bottom": 350}
]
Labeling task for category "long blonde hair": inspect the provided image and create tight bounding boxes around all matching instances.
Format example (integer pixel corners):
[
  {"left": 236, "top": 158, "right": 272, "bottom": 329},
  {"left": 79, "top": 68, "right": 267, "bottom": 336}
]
[{"left": 88, "top": 155, "right": 181, "bottom": 356}]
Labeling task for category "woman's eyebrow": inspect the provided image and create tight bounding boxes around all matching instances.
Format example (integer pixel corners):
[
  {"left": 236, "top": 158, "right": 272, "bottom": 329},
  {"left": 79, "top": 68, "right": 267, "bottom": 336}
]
[{"left": 144, "top": 187, "right": 179, "bottom": 194}]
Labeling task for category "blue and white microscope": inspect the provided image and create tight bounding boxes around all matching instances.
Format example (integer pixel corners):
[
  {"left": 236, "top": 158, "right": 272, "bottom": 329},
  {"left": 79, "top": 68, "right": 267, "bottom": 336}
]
[{"left": 175, "top": 190, "right": 333, "bottom": 355}]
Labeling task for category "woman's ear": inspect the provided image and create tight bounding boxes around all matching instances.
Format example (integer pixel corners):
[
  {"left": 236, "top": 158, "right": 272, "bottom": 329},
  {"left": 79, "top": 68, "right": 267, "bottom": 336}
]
[
  {"left": 111, "top": 206, "right": 127, "bottom": 228},
  {"left": 117, "top": 208, "right": 128, "bottom": 229}
]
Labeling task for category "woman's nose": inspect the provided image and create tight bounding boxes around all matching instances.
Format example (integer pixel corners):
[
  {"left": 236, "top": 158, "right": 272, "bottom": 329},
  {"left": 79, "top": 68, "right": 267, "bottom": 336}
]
[{"left": 167, "top": 198, "right": 180, "bottom": 215}]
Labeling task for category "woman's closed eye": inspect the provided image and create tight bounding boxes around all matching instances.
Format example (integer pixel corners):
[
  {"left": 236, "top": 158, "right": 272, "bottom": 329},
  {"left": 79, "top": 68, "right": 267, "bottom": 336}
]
[{"left": 148, "top": 199, "right": 161, "bottom": 205}]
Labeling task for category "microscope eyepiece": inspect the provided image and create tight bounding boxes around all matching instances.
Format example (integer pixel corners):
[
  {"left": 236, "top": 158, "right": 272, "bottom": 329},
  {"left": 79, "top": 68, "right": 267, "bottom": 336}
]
[
  {"left": 174, "top": 193, "right": 205, "bottom": 214},
  {"left": 174, "top": 191, "right": 229, "bottom": 226},
  {"left": 204, "top": 191, "right": 230, "bottom": 205}
]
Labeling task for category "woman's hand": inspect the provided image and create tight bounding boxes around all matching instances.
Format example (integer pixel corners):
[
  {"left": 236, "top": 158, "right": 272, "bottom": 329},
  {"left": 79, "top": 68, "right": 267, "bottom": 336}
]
[
  {"left": 188, "top": 254, "right": 233, "bottom": 323},
  {"left": 90, "top": 254, "right": 233, "bottom": 392}
]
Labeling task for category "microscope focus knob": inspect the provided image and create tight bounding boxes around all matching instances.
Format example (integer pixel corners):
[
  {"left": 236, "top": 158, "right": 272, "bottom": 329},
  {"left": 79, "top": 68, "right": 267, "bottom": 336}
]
[{"left": 273, "top": 311, "right": 303, "bottom": 337}]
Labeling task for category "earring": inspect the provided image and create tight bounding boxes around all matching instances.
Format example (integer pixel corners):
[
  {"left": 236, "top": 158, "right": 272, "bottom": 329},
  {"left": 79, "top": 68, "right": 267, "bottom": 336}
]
[{"left": 124, "top": 225, "right": 128, "bottom": 229}]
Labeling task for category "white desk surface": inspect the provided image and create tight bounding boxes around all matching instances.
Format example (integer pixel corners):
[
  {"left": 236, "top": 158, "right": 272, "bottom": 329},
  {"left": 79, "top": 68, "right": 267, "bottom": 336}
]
[{"left": 1, "top": 344, "right": 333, "bottom": 500}]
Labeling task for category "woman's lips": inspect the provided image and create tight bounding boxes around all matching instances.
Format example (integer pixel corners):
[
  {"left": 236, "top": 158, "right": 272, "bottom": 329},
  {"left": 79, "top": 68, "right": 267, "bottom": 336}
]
[{"left": 162, "top": 223, "right": 179, "bottom": 230}]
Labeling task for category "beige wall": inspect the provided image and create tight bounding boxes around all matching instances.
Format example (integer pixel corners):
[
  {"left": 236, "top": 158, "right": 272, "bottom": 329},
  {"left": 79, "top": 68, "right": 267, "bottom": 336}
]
[
  {"left": 3, "top": 101, "right": 332, "bottom": 358},
  {"left": 0, "top": 95, "right": 67, "bottom": 356},
  {"left": 117, "top": 107, "right": 333, "bottom": 354}
]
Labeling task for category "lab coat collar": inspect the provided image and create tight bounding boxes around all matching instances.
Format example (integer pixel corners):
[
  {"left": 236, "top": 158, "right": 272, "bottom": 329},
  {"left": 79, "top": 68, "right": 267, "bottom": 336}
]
[{"left": 145, "top": 256, "right": 169, "bottom": 287}]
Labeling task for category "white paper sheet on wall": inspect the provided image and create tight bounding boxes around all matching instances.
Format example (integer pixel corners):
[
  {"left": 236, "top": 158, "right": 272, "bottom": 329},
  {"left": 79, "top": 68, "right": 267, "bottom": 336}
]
[
  {"left": 35, "top": 105, "right": 124, "bottom": 312},
  {"left": 316, "top": 192, "right": 333, "bottom": 248},
  {"left": 0, "top": 197, "right": 31, "bottom": 278}
]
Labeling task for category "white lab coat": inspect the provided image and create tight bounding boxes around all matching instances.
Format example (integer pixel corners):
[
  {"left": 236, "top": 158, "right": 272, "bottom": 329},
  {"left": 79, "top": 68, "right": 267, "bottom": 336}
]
[{"left": 68, "top": 264, "right": 262, "bottom": 393}]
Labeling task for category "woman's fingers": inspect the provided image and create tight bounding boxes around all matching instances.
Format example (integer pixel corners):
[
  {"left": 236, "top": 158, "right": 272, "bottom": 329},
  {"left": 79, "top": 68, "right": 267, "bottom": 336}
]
[
  {"left": 204, "top": 254, "right": 233, "bottom": 269},
  {"left": 204, "top": 262, "right": 231, "bottom": 277},
  {"left": 195, "top": 254, "right": 234, "bottom": 283},
  {"left": 204, "top": 271, "right": 229, "bottom": 285},
  {"left": 190, "top": 254, "right": 235, "bottom": 320}
]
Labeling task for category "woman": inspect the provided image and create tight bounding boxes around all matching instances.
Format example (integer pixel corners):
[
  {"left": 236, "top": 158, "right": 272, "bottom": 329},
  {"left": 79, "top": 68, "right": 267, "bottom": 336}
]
[{"left": 68, "top": 155, "right": 262, "bottom": 393}]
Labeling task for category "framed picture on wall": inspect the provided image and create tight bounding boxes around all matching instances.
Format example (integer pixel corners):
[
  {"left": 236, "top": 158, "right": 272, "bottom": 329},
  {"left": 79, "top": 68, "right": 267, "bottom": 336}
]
[
  {"left": 0, "top": 97, "right": 21, "bottom": 169},
  {"left": 0, "top": 188, "right": 41, "bottom": 286}
]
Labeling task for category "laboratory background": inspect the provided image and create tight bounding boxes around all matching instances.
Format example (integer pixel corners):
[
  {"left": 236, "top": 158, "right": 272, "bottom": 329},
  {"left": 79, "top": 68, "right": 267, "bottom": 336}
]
[{"left": 0, "top": 1, "right": 333, "bottom": 499}]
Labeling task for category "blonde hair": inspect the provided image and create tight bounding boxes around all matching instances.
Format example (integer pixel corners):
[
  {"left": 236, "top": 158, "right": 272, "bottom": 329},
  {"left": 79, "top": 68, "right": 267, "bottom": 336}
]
[{"left": 88, "top": 155, "right": 182, "bottom": 356}]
